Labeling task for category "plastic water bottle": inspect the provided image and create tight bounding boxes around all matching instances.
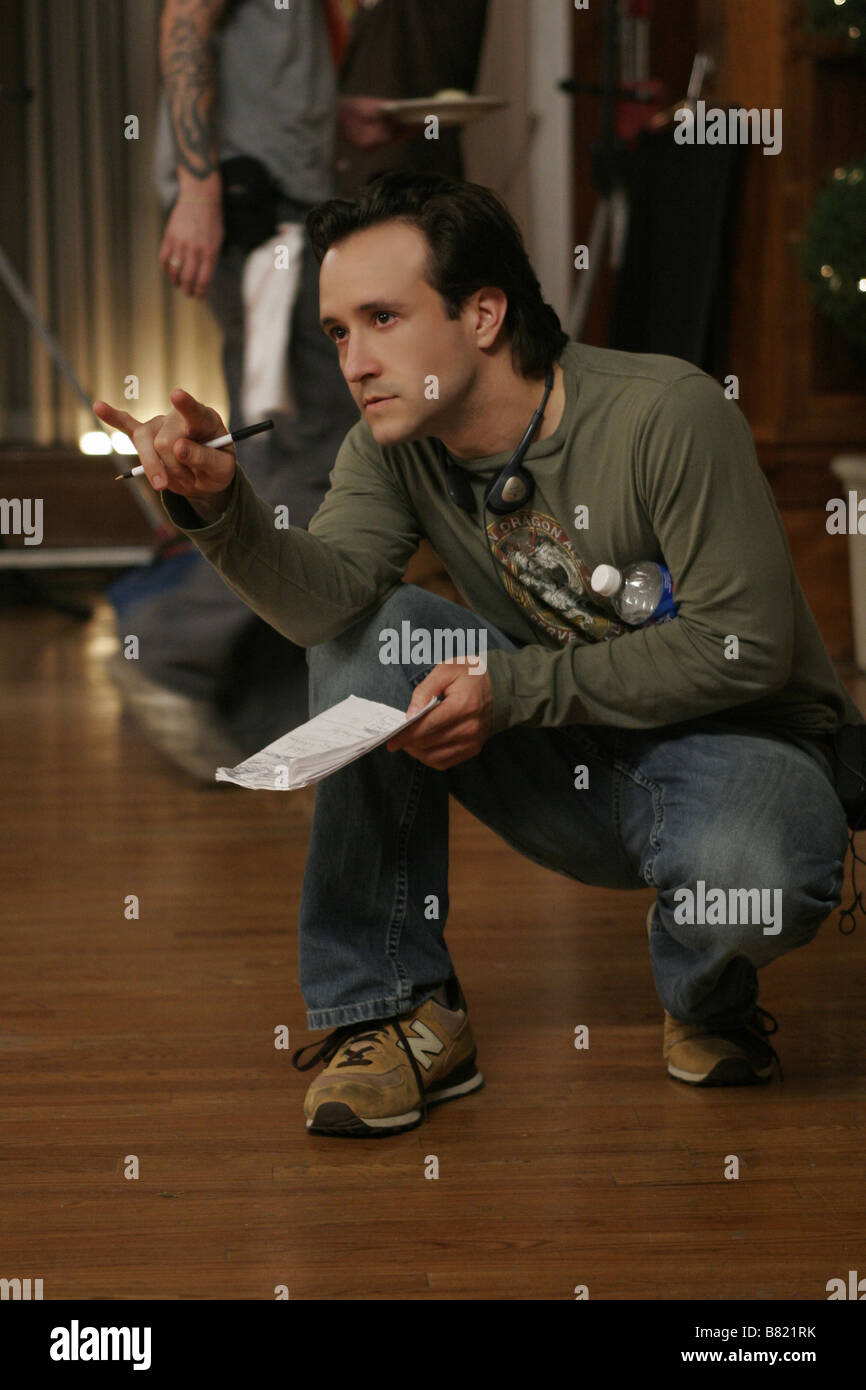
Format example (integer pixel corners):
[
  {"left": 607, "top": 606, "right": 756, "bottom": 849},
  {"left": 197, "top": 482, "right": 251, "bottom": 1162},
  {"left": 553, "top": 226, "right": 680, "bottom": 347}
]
[{"left": 590, "top": 561, "right": 678, "bottom": 627}]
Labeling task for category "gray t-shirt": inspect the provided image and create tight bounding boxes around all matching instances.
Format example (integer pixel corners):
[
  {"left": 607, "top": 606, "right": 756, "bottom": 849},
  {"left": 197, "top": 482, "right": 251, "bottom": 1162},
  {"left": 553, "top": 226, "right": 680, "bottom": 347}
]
[{"left": 155, "top": 0, "right": 337, "bottom": 209}]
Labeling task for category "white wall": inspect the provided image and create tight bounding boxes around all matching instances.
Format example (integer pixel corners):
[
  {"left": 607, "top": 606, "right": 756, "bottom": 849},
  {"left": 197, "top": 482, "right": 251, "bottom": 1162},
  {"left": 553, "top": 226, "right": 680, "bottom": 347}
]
[
  {"left": 463, "top": 0, "right": 574, "bottom": 328},
  {"left": 527, "top": 0, "right": 574, "bottom": 325},
  {"left": 463, "top": 1, "right": 531, "bottom": 240}
]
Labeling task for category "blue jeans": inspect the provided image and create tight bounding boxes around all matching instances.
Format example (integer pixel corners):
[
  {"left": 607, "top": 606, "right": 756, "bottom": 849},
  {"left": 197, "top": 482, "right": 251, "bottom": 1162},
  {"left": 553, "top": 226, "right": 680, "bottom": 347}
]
[{"left": 299, "top": 585, "right": 849, "bottom": 1032}]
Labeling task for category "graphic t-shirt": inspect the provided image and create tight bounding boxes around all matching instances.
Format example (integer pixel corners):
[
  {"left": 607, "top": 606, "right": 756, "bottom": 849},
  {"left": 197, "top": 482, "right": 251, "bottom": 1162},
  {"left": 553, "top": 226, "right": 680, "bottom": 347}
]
[
  {"left": 483, "top": 507, "right": 624, "bottom": 644},
  {"left": 160, "top": 341, "right": 864, "bottom": 740}
]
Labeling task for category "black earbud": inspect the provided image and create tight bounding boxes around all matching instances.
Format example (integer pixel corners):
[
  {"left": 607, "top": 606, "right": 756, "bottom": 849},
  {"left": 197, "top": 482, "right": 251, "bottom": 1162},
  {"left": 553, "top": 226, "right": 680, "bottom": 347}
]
[{"left": 437, "top": 362, "right": 555, "bottom": 518}]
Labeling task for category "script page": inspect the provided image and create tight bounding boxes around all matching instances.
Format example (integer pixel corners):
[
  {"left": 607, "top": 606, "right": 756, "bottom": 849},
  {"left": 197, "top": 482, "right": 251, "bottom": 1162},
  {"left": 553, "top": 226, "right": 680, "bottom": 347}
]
[{"left": 214, "top": 694, "right": 442, "bottom": 790}]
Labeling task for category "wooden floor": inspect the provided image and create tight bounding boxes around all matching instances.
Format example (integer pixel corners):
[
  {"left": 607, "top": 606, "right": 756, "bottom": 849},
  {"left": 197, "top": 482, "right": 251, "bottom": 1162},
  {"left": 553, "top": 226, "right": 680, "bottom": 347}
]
[{"left": 1, "top": 510, "right": 865, "bottom": 1301}]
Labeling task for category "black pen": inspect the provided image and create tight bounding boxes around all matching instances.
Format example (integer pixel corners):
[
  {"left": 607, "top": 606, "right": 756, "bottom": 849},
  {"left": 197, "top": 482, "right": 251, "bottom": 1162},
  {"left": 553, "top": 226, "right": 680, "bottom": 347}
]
[{"left": 114, "top": 418, "right": 274, "bottom": 480}]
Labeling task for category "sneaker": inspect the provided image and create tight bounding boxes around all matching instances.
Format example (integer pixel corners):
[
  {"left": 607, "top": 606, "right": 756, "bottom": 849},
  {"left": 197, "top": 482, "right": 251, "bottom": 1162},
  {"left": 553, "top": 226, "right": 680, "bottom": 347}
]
[
  {"left": 291, "top": 980, "right": 484, "bottom": 1137},
  {"left": 663, "top": 1006, "right": 783, "bottom": 1085},
  {"left": 646, "top": 903, "right": 783, "bottom": 1084}
]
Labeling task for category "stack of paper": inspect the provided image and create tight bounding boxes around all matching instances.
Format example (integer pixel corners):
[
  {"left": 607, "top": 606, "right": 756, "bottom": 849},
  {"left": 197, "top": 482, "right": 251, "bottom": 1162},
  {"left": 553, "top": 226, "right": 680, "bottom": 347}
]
[{"left": 214, "top": 693, "right": 441, "bottom": 790}]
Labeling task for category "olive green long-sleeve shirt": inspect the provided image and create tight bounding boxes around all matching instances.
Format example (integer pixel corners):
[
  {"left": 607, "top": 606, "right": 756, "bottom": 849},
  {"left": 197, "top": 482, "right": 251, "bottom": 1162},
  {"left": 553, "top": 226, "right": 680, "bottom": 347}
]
[{"left": 161, "top": 342, "right": 864, "bottom": 739}]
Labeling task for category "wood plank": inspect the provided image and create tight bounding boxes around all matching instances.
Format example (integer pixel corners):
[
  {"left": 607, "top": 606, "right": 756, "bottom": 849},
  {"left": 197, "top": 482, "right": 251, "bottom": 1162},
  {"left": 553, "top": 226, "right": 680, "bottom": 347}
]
[{"left": 0, "top": 515, "right": 864, "bottom": 1300}]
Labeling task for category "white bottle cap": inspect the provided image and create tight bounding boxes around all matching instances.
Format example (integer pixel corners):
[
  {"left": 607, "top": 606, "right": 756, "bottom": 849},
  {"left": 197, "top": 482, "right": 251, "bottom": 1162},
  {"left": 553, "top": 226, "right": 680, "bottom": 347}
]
[{"left": 591, "top": 564, "right": 621, "bottom": 597}]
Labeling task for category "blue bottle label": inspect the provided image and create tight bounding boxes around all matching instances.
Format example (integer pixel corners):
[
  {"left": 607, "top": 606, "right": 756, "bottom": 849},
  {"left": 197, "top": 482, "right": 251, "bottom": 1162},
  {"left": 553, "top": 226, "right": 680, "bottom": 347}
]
[{"left": 647, "top": 565, "right": 678, "bottom": 625}]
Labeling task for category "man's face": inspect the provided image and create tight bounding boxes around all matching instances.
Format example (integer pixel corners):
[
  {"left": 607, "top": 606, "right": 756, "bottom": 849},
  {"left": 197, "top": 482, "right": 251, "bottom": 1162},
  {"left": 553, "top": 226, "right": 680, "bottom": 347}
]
[{"left": 318, "top": 220, "right": 477, "bottom": 447}]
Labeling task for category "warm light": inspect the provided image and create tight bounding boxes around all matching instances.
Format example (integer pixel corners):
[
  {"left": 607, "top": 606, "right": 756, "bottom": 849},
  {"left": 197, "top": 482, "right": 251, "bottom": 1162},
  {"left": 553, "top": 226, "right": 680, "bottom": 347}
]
[
  {"left": 110, "top": 431, "right": 137, "bottom": 454},
  {"left": 79, "top": 431, "right": 113, "bottom": 455},
  {"left": 859, "top": 279, "right": 866, "bottom": 292},
  {"left": 835, "top": 0, "right": 847, "bottom": 9},
  {"left": 821, "top": 264, "right": 834, "bottom": 278}
]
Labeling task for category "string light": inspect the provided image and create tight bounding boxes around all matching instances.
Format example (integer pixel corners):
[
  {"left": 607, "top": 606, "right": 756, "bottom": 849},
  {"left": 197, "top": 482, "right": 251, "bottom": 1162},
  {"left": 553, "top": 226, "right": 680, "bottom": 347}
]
[
  {"left": 806, "top": 0, "right": 866, "bottom": 47},
  {"left": 798, "top": 159, "right": 866, "bottom": 352}
]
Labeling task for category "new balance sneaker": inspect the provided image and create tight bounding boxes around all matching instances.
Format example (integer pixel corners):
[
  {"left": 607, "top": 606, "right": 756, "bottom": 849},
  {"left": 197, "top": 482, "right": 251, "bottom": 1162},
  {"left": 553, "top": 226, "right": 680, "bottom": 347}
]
[
  {"left": 291, "top": 979, "right": 484, "bottom": 1137},
  {"left": 662, "top": 1007, "right": 782, "bottom": 1085},
  {"left": 646, "top": 902, "right": 783, "bottom": 1084}
]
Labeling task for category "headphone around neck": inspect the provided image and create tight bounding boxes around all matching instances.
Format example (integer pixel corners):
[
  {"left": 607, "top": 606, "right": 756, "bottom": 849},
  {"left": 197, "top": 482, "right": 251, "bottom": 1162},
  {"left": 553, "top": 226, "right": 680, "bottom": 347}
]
[{"left": 434, "top": 361, "right": 555, "bottom": 518}]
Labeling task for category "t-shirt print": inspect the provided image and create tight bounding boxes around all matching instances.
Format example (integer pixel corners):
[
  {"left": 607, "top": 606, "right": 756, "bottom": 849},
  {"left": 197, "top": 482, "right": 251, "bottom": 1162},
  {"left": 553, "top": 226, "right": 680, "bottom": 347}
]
[{"left": 485, "top": 508, "right": 625, "bottom": 645}]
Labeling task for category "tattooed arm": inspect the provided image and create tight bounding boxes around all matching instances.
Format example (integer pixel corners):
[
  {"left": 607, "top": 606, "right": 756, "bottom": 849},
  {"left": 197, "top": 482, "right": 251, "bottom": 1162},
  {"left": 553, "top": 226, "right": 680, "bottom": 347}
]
[{"left": 158, "top": 0, "right": 229, "bottom": 300}]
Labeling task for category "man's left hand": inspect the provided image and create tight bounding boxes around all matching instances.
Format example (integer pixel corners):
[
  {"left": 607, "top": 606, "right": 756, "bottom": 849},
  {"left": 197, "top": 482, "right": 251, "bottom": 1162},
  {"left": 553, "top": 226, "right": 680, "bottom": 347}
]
[
  {"left": 386, "top": 661, "right": 493, "bottom": 770},
  {"left": 338, "top": 95, "right": 414, "bottom": 150}
]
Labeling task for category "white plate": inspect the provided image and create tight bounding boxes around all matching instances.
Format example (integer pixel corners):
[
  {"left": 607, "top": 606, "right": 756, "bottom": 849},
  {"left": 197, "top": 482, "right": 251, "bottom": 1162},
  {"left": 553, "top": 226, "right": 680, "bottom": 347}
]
[{"left": 379, "top": 94, "right": 506, "bottom": 127}]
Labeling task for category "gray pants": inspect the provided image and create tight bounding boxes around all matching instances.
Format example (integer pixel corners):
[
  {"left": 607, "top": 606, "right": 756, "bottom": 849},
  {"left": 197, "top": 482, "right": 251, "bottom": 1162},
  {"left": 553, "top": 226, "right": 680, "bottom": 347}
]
[{"left": 116, "top": 199, "right": 358, "bottom": 753}]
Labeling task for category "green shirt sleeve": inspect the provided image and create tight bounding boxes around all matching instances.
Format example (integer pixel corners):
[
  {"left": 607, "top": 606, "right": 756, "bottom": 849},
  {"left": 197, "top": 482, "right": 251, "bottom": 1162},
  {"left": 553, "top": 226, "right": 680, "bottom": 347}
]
[
  {"left": 160, "top": 421, "right": 422, "bottom": 646},
  {"left": 484, "top": 374, "right": 795, "bottom": 734}
]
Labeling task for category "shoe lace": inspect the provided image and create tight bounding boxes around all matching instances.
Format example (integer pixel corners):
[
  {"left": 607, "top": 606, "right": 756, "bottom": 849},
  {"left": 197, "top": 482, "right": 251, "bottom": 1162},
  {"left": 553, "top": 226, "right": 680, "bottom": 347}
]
[
  {"left": 838, "top": 810, "right": 866, "bottom": 935},
  {"left": 751, "top": 1004, "right": 779, "bottom": 1037},
  {"left": 291, "top": 1015, "right": 431, "bottom": 1124},
  {"left": 714, "top": 1004, "right": 783, "bottom": 1084}
]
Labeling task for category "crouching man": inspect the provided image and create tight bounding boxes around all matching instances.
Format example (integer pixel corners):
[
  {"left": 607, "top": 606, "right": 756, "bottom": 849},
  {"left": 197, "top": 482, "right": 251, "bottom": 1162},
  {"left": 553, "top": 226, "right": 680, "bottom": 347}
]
[{"left": 94, "top": 171, "right": 859, "bottom": 1138}]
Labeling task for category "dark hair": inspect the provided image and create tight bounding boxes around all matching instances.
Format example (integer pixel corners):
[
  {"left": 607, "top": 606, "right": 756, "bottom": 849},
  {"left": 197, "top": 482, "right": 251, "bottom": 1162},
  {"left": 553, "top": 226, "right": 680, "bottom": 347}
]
[{"left": 306, "top": 170, "right": 569, "bottom": 377}]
